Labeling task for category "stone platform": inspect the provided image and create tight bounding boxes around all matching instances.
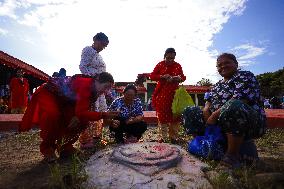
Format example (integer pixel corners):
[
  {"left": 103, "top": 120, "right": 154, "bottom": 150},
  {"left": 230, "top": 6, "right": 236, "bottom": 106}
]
[{"left": 84, "top": 142, "right": 212, "bottom": 189}]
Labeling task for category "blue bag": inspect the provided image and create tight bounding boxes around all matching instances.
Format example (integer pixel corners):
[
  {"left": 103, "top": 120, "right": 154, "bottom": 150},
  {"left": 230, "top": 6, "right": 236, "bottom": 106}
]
[{"left": 188, "top": 125, "right": 226, "bottom": 160}]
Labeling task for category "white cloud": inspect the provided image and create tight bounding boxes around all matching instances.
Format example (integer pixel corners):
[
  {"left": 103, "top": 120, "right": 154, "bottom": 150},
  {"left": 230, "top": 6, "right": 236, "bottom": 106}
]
[
  {"left": 0, "top": 27, "right": 8, "bottom": 35},
  {"left": 231, "top": 43, "right": 266, "bottom": 66},
  {"left": 1, "top": 0, "right": 248, "bottom": 84},
  {"left": 0, "top": 0, "right": 18, "bottom": 19}
]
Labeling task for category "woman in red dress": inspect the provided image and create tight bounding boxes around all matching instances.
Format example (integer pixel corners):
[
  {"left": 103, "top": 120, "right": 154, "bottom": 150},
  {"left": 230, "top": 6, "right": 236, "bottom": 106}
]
[
  {"left": 9, "top": 69, "right": 29, "bottom": 113},
  {"left": 19, "top": 72, "right": 118, "bottom": 162},
  {"left": 150, "top": 48, "right": 186, "bottom": 143}
]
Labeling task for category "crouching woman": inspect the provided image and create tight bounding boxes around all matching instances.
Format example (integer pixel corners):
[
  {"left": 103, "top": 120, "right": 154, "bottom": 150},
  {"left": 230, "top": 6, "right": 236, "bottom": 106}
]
[
  {"left": 108, "top": 84, "right": 147, "bottom": 144},
  {"left": 19, "top": 72, "right": 119, "bottom": 162}
]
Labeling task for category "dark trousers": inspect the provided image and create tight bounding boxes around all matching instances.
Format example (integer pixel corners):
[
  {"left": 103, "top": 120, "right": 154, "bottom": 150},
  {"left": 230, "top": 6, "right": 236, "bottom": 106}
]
[{"left": 109, "top": 118, "right": 147, "bottom": 143}]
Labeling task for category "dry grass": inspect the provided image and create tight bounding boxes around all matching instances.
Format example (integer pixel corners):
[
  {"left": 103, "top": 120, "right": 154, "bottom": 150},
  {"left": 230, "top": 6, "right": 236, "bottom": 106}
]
[{"left": 0, "top": 127, "right": 283, "bottom": 189}]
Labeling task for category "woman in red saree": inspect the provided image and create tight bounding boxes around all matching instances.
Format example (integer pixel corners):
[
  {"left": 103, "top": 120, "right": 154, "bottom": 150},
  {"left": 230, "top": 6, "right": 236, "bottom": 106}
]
[
  {"left": 150, "top": 48, "right": 186, "bottom": 143},
  {"left": 9, "top": 69, "right": 29, "bottom": 113},
  {"left": 19, "top": 72, "right": 118, "bottom": 162}
]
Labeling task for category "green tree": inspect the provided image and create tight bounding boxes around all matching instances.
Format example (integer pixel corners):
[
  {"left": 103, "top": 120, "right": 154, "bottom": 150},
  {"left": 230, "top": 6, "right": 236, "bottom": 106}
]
[
  {"left": 256, "top": 67, "right": 284, "bottom": 98},
  {"left": 196, "top": 78, "right": 213, "bottom": 86}
]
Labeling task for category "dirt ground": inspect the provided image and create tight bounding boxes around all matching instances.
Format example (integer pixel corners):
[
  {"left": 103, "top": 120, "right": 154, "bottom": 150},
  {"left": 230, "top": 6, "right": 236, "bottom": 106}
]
[{"left": 0, "top": 128, "right": 283, "bottom": 189}]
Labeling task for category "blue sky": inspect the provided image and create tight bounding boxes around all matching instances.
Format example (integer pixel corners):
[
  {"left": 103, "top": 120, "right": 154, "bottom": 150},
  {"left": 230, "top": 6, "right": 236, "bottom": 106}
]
[
  {"left": 0, "top": 0, "right": 283, "bottom": 84},
  {"left": 213, "top": 0, "right": 284, "bottom": 75}
]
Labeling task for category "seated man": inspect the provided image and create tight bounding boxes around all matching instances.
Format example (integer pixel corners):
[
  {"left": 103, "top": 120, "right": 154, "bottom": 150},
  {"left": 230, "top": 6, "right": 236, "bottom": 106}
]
[{"left": 108, "top": 84, "right": 147, "bottom": 143}]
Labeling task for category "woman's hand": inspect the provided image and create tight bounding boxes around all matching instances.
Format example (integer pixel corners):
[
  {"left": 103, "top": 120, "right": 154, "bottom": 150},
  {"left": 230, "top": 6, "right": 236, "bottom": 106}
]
[
  {"left": 206, "top": 109, "right": 221, "bottom": 125},
  {"left": 160, "top": 74, "right": 172, "bottom": 81},
  {"left": 203, "top": 101, "right": 212, "bottom": 122},
  {"left": 111, "top": 119, "right": 120, "bottom": 128},
  {"left": 126, "top": 117, "right": 134, "bottom": 125},
  {"left": 104, "top": 118, "right": 120, "bottom": 128},
  {"left": 203, "top": 108, "right": 211, "bottom": 123},
  {"left": 171, "top": 75, "right": 182, "bottom": 83},
  {"left": 102, "top": 111, "right": 119, "bottom": 119},
  {"left": 126, "top": 115, "right": 143, "bottom": 125}
]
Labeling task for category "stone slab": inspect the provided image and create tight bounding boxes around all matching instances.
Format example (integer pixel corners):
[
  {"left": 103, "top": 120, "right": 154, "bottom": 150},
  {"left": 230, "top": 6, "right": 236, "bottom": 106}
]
[{"left": 84, "top": 143, "right": 212, "bottom": 189}]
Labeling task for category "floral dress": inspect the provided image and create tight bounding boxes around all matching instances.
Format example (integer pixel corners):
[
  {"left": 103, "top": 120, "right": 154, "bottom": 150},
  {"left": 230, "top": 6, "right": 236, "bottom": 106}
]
[
  {"left": 150, "top": 61, "right": 186, "bottom": 124},
  {"left": 183, "top": 70, "right": 266, "bottom": 139},
  {"left": 79, "top": 46, "right": 107, "bottom": 143},
  {"left": 79, "top": 46, "right": 107, "bottom": 112}
]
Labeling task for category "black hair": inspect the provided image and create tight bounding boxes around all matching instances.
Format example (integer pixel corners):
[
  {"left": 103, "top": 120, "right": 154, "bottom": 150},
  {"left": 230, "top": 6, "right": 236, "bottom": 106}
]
[
  {"left": 15, "top": 69, "right": 24, "bottom": 77},
  {"left": 217, "top": 53, "right": 238, "bottom": 65},
  {"left": 164, "top": 48, "right": 176, "bottom": 58},
  {"left": 52, "top": 72, "right": 59, "bottom": 77},
  {"left": 58, "top": 68, "right": 66, "bottom": 77},
  {"left": 96, "top": 72, "right": 114, "bottom": 84},
  {"left": 123, "top": 84, "right": 137, "bottom": 94},
  {"left": 93, "top": 32, "right": 109, "bottom": 43}
]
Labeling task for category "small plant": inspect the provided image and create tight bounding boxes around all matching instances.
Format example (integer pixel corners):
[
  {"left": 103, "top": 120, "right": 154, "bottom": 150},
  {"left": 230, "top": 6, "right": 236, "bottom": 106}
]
[
  {"left": 210, "top": 171, "right": 236, "bottom": 189},
  {"left": 49, "top": 163, "right": 65, "bottom": 189}
]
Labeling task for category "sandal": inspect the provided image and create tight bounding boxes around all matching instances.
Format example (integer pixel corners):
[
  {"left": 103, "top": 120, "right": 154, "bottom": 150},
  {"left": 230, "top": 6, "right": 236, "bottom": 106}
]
[{"left": 219, "top": 153, "right": 241, "bottom": 169}]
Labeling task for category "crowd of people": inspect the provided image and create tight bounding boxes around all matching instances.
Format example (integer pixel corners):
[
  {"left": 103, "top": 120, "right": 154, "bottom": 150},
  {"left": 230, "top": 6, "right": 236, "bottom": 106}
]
[{"left": 5, "top": 31, "right": 279, "bottom": 169}]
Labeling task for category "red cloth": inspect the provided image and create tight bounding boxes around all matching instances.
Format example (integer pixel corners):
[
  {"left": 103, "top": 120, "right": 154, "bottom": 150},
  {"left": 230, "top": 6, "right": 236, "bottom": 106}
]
[
  {"left": 9, "top": 77, "right": 29, "bottom": 109},
  {"left": 19, "top": 76, "right": 103, "bottom": 156},
  {"left": 150, "top": 61, "right": 186, "bottom": 124}
]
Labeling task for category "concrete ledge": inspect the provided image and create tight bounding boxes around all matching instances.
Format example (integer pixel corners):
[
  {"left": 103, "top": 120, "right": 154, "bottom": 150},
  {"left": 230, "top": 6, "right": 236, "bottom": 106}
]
[{"left": 0, "top": 109, "right": 283, "bottom": 132}]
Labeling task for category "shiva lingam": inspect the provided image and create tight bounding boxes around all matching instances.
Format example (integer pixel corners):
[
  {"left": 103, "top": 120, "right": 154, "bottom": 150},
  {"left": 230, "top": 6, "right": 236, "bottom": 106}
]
[{"left": 110, "top": 142, "right": 181, "bottom": 175}]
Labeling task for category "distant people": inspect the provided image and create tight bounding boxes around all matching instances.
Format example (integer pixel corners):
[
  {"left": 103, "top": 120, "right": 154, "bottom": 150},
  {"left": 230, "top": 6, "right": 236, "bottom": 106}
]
[
  {"left": 0, "top": 97, "right": 8, "bottom": 114},
  {"left": 52, "top": 72, "right": 59, "bottom": 77},
  {"left": 147, "top": 98, "right": 154, "bottom": 111},
  {"left": 150, "top": 48, "right": 186, "bottom": 143},
  {"left": 108, "top": 84, "right": 147, "bottom": 143},
  {"left": 270, "top": 96, "right": 281, "bottom": 109},
  {"left": 79, "top": 32, "right": 109, "bottom": 148},
  {"left": 264, "top": 98, "right": 271, "bottom": 109},
  {"left": 58, "top": 68, "right": 66, "bottom": 77},
  {"left": 9, "top": 69, "right": 29, "bottom": 114},
  {"left": 19, "top": 72, "right": 119, "bottom": 162},
  {"left": 183, "top": 53, "right": 266, "bottom": 168},
  {"left": 282, "top": 95, "right": 284, "bottom": 109}
]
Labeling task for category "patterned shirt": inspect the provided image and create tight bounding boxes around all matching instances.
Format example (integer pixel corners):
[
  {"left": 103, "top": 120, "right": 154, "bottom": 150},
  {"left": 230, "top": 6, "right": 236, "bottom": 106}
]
[
  {"left": 207, "top": 70, "right": 265, "bottom": 115},
  {"left": 79, "top": 46, "right": 107, "bottom": 112},
  {"left": 108, "top": 97, "right": 143, "bottom": 119},
  {"left": 79, "top": 46, "right": 106, "bottom": 76}
]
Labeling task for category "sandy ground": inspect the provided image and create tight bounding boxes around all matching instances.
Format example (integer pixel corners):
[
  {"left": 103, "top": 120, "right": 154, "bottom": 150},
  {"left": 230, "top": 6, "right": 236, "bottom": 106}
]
[{"left": 0, "top": 128, "right": 283, "bottom": 189}]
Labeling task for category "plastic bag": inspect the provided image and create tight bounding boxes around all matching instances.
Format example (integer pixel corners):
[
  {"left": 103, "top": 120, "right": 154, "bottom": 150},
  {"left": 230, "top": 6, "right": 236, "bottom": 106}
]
[
  {"left": 188, "top": 125, "right": 226, "bottom": 160},
  {"left": 172, "top": 86, "right": 195, "bottom": 116}
]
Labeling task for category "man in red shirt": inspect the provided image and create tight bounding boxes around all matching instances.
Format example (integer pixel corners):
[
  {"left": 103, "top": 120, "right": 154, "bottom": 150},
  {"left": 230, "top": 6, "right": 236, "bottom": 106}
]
[{"left": 9, "top": 69, "right": 29, "bottom": 113}]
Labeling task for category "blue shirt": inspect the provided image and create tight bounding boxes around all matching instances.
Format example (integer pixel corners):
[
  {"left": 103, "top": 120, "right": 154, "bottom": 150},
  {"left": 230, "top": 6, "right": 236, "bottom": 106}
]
[{"left": 108, "top": 97, "right": 143, "bottom": 119}]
